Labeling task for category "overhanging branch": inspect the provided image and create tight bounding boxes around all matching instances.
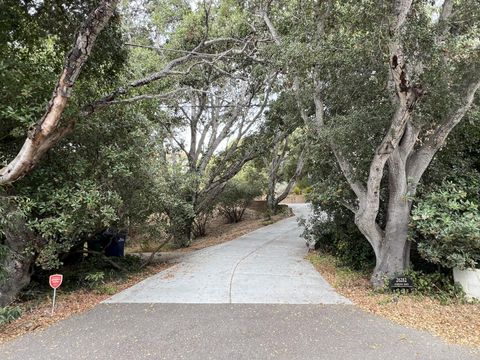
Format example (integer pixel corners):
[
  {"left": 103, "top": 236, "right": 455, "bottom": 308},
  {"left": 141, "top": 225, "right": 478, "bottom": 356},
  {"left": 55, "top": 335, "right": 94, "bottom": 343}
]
[{"left": 0, "top": 0, "right": 120, "bottom": 185}]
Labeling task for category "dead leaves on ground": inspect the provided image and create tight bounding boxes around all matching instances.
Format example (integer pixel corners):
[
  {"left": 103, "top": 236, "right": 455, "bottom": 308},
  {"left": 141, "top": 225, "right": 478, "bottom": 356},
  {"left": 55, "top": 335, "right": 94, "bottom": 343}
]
[{"left": 308, "top": 253, "right": 480, "bottom": 348}]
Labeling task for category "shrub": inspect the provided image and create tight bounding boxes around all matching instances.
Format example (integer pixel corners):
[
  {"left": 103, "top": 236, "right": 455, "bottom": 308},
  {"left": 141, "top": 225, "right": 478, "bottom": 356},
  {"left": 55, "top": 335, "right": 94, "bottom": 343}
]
[
  {"left": 293, "top": 186, "right": 302, "bottom": 195},
  {"left": 11, "top": 180, "right": 123, "bottom": 271},
  {"left": 301, "top": 206, "right": 375, "bottom": 271},
  {"left": 193, "top": 211, "right": 211, "bottom": 238},
  {"left": 217, "top": 178, "right": 263, "bottom": 223},
  {"left": 275, "top": 204, "right": 292, "bottom": 216},
  {"left": 412, "top": 176, "right": 480, "bottom": 269},
  {"left": 95, "top": 284, "right": 117, "bottom": 295},
  {"left": 0, "top": 306, "right": 22, "bottom": 325},
  {"left": 84, "top": 271, "right": 105, "bottom": 289}
]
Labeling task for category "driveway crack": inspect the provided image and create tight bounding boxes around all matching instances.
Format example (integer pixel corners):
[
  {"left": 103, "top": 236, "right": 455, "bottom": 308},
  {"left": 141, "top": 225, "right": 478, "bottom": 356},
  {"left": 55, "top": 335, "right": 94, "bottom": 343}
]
[{"left": 228, "top": 236, "right": 279, "bottom": 303}]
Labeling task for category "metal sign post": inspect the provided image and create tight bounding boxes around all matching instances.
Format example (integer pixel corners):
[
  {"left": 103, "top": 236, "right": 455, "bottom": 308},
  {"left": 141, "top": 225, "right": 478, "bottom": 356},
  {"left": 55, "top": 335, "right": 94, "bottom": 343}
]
[
  {"left": 49, "top": 274, "right": 63, "bottom": 316},
  {"left": 51, "top": 288, "right": 57, "bottom": 316}
]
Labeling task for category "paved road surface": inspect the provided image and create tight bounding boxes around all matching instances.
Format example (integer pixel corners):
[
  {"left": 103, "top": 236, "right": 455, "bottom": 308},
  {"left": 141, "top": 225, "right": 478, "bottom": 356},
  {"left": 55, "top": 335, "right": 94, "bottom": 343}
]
[
  {"left": 105, "top": 204, "right": 348, "bottom": 304},
  {"left": 1, "top": 204, "right": 478, "bottom": 359}
]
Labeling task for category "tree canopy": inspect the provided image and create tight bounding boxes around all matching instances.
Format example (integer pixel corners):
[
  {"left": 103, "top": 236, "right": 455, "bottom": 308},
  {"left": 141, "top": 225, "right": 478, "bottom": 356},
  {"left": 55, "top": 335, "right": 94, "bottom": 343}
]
[{"left": 1, "top": 0, "right": 479, "bottom": 304}]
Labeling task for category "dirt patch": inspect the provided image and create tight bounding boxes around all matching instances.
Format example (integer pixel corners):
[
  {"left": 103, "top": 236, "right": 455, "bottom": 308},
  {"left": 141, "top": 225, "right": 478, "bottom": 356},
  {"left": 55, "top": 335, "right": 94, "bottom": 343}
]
[
  {"left": 0, "top": 261, "right": 171, "bottom": 346},
  {"left": 280, "top": 194, "right": 306, "bottom": 203},
  {"left": 178, "top": 209, "right": 291, "bottom": 253},
  {"left": 127, "top": 208, "right": 292, "bottom": 254},
  {"left": 308, "top": 252, "right": 480, "bottom": 349}
]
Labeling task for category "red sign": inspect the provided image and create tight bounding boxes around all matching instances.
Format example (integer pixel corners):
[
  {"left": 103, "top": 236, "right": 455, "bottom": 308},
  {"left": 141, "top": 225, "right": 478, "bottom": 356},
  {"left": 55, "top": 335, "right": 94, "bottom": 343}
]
[{"left": 49, "top": 274, "right": 63, "bottom": 289}]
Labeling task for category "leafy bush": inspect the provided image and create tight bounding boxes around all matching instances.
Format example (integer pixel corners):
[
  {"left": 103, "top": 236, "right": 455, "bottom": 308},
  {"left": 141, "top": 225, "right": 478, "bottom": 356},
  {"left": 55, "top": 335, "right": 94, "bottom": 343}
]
[
  {"left": 412, "top": 177, "right": 480, "bottom": 269},
  {"left": 156, "top": 168, "right": 196, "bottom": 247},
  {"left": 95, "top": 284, "right": 117, "bottom": 295},
  {"left": 20, "top": 181, "right": 122, "bottom": 270},
  {"left": 217, "top": 177, "right": 263, "bottom": 223},
  {"left": 193, "top": 211, "right": 211, "bottom": 238},
  {"left": 0, "top": 306, "right": 22, "bottom": 325},
  {"left": 84, "top": 271, "right": 105, "bottom": 289},
  {"left": 275, "top": 204, "right": 293, "bottom": 216},
  {"left": 301, "top": 206, "right": 375, "bottom": 271}
]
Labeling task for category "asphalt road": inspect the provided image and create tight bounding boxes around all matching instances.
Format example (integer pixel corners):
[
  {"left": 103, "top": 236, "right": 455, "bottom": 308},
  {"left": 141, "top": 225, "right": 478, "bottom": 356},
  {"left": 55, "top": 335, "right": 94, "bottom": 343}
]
[{"left": 1, "top": 304, "right": 478, "bottom": 360}]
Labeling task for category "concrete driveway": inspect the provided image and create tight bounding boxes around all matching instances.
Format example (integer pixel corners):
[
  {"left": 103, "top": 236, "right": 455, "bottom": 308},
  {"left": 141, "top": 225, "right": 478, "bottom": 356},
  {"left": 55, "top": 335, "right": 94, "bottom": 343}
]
[
  {"left": 1, "top": 203, "right": 478, "bottom": 359},
  {"left": 105, "top": 204, "right": 349, "bottom": 305}
]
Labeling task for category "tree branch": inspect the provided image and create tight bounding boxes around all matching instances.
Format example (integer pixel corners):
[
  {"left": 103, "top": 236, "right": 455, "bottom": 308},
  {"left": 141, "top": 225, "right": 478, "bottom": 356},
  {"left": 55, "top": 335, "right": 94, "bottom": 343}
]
[
  {"left": 74, "top": 250, "right": 126, "bottom": 271},
  {"left": 95, "top": 88, "right": 190, "bottom": 107},
  {"left": 359, "top": 0, "right": 418, "bottom": 222},
  {"left": 0, "top": 0, "right": 119, "bottom": 185},
  {"left": 274, "top": 149, "right": 306, "bottom": 207},
  {"left": 407, "top": 77, "right": 480, "bottom": 184}
]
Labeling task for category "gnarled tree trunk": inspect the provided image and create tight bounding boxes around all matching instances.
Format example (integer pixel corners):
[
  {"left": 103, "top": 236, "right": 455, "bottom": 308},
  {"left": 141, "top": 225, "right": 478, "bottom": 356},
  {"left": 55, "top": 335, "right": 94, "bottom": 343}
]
[{"left": 0, "top": 207, "right": 44, "bottom": 306}]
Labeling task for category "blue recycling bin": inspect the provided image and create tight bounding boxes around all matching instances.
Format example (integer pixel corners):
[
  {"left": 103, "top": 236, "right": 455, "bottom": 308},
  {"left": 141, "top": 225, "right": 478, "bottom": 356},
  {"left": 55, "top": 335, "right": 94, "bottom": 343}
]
[{"left": 104, "top": 230, "right": 126, "bottom": 257}]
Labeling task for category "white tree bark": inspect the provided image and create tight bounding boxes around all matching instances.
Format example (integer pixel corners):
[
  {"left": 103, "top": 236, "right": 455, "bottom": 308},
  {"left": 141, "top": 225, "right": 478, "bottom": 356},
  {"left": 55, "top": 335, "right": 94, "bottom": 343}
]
[{"left": 0, "top": 0, "right": 120, "bottom": 185}]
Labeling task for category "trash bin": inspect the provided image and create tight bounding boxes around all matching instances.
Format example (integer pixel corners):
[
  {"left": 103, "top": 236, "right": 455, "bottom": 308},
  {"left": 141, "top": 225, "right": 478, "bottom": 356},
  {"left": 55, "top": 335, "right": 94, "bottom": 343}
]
[
  {"left": 87, "top": 231, "right": 111, "bottom": 253},
  {"left": 105, "top": 230, "right": 126, "bottom": 257}
]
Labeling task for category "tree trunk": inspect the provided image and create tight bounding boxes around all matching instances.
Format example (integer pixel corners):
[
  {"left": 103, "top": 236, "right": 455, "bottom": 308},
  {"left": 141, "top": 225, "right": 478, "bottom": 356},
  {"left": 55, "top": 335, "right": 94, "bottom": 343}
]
[
  {"left": 369, "top": 150, "right": 413, "bottom": 288},
  {"left": 266, "top": 148, "right": 305, "bottom": 215},
  {"left": 266, "top": 189, "right": 277, "bottom": 214},
  {"left": 358, "top": 202, "right": 411, "bottom": 289},
  {"left": 370, "top": 215, "right": 410, "bottom": 288},
  {"left": 0, "top": 251, "right": 36, "bottom": 307},
  {"left": 0, "top": 207, "right": 43, "bottom": 306}
]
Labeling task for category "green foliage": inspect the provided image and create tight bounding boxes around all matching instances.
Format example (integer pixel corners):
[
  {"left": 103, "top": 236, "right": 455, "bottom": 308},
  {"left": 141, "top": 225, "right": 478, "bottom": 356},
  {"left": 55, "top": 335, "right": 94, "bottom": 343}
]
[
  {"left": 83, "top": 271, "right": 117, "bottom": 294},
  {"left": 95, "top": 284, "right": 118, "bottom": 296},
  {"left": 155, "top": 166, "right": 196, "bottom": 246},
  {"left": 0, "top": 0, "right": 134, "bottom": 277},
  {"left": 0, "top": 244, "right": 9, "bottom": 283},
  {"left": 0, "top": 0, "right": 126, "bottom": 161},
  {"left": 84, "top": 271, "right": 106, "bottom": 289},
  {"left": 390, "top": 270, "right": 466, "bottom": 305},
  {"left": 301, "top": 204, "right": 375, "bottom": 271},
  {"left": 23, "top": 182, "right": 122, "bottom": 270},
  {"left": 217, "top": 167, "right": 263, "bottom": 223},
  {"left": 412, "top": 176, "right": 480, "bottom": 270},
  {"left": 0, "top": 102, "right": 171, "bottom": 269},
  {"left": 295, "top": 177, "right": 312, "bottom": 191},
  {"left": 273, "top": 204, "right": 292, "bottom": 216},
  {"left": 0, "top": 306, "right": 22, "bottom": 325}
]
